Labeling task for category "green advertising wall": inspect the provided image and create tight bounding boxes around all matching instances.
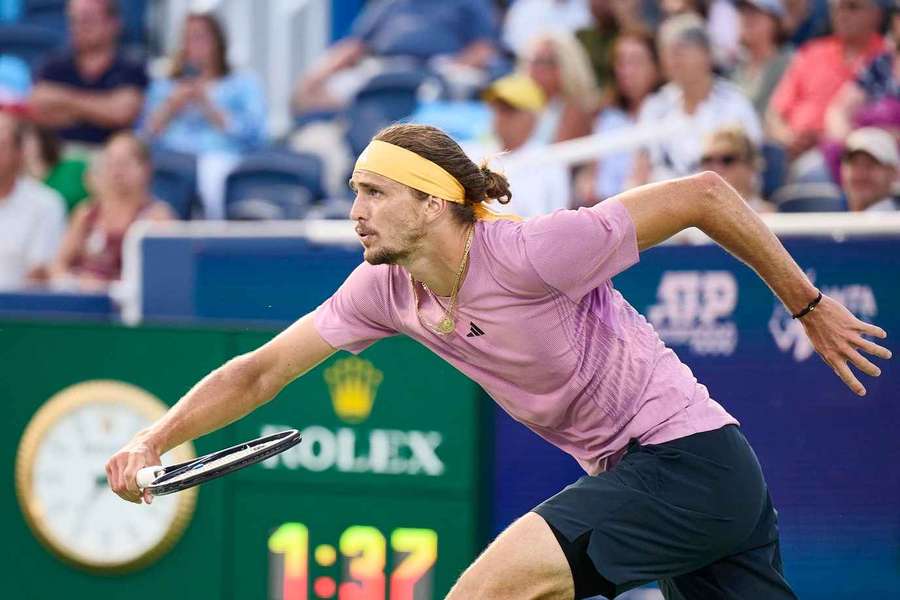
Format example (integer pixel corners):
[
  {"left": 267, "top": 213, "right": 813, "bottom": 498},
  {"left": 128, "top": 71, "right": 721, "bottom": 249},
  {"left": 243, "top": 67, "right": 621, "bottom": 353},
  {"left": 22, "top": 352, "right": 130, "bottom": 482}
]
[{"left": 2, "top": 321, "right": 488, "bottom": 600}]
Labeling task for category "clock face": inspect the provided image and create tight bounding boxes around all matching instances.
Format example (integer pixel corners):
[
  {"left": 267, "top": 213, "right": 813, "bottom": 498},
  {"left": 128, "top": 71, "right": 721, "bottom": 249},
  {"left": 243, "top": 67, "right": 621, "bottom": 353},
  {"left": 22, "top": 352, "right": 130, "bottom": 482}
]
[{"left": 16, "top": 381, "right": 196, "bottom": 573}]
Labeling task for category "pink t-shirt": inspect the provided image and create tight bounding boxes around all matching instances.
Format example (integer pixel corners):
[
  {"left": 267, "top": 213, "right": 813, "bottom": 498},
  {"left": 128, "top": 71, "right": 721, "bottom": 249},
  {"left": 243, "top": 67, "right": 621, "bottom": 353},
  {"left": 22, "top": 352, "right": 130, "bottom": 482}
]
[
  {"left": 314, "top": 198, "right": 737, "bottom": 474},
  {"left": 771, "top": 34, "right": 885, "bottom": 135}
]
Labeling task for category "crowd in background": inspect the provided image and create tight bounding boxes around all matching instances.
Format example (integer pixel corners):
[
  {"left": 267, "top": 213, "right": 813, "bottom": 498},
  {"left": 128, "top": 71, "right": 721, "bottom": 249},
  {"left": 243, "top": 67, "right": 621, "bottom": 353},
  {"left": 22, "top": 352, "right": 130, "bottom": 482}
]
[{"left": 1, "top": 0, "right": 900, "bottom": 293}]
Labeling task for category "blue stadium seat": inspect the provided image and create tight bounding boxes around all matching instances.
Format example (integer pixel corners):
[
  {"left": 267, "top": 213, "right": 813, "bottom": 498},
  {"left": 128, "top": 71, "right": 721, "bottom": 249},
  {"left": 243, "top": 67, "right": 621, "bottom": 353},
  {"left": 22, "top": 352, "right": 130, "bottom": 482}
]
[
  {"left": 150, "top": 149, "right": 197, "bottom": 220},
  {"left": 22, "top": 0, "right": 66, "bottom": 33},
  {"left": 0, "top": 22, "right": 61, "bottom": 68},
  {"left": 293, "top": 108, "right": 340, "bottom": 130},
  {"left": 760, "top": 142, "right": 788, "bottom": 200},
  {"left": 117, "top": 0, "right": 147, "bottom": 47},
  {"left": 224, "top": 150, "right": 324, "bottom": 220},
  {"left": 774, "top": 183, "right": 847, "bottom": 212},
  {"left": 22, "top": 0, "right": 146, "bottom": 49},
  {"left": 345, "top": 68, "right": 440, "bottom": 155}
]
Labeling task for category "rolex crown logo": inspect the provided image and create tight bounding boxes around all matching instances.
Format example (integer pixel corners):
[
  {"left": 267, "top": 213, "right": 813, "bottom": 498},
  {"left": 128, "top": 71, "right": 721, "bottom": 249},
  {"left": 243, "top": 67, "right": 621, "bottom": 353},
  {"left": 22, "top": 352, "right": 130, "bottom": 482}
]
[{"left": 323, "top": 357, "right": 383, "bottom": 423}]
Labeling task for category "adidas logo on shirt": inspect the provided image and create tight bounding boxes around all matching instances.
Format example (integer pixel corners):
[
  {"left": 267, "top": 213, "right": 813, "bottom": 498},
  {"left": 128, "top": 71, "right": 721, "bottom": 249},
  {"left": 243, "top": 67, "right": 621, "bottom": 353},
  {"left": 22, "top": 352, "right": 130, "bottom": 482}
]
[{"left": 466, "top": 322, "right": 485, "bottom": 337}]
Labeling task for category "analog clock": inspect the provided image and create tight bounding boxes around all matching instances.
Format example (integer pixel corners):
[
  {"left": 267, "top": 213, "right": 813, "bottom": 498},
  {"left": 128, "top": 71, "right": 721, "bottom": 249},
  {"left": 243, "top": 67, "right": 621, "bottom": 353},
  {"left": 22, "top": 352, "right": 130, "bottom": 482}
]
[{"left": 15, "top": 380, "right": 197, "bottom": 573}]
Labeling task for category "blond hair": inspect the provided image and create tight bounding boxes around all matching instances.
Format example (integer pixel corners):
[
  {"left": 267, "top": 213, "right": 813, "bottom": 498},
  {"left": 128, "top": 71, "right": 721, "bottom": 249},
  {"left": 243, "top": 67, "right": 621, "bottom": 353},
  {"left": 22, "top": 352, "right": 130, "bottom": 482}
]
[
  {"left": 703, "top": 126, "right": 759, "bottom": 166},
  {"left": 520, "top": 31, "right": 602, "bottom": 112}
]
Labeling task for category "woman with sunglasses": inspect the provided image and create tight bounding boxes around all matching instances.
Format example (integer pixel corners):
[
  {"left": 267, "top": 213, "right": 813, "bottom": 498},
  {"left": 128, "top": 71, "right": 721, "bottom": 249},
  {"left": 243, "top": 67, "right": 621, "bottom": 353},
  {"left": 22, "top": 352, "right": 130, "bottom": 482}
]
[{"left": 699, "top": 126, "right": 776, "bottom": 212}]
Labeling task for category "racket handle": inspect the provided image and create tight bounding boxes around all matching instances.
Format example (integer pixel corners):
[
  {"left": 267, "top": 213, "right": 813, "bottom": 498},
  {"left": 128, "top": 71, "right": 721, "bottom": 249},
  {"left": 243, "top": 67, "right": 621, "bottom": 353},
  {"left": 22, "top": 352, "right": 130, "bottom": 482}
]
[{"left": 136, "top": 466, "right": 164, "bottom": 489}]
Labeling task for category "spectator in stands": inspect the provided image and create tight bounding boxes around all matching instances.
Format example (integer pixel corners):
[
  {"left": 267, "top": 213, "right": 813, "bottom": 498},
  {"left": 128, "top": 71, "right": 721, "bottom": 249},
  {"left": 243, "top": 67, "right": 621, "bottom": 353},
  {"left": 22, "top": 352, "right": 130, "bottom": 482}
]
[
  {"left": 29, "top": 0, "right": 147, "bottom": 149},
  {"left": 731, "top": 0, "right": 793, "bottom": 119},
  {"left": 700, "top": 126, "right": 775, "bottom": 212},
  {"left": 521, "top": 31, "right": 602, "bottom": 143},
  {"left": 49, "top": 132, "right": 173, "bottom": 290},
  {"left": 575, "top": 31, "right": 661, "bottom": 205},
  {"left": 30, "top": 0, "right": 147, "bottom": 150},
  {"left": 141, "top": 13, "right": 265, "bottom": 156},
  {"left": 826, "top": 5, "right": 900, "bottom": 141},
  {"left": 465, "top": 74, "right": 571, "bottom": 218},
  {"left": 661, "top": 0, "right": 742, "bottom": 69},
  {"left": 631, "top": 15, "right": 761, "bottom": 184},
  {"left": 767, "top": 0, "right": 885, "bottom": 162},
  {"left": 22, "top": 123, "right": 89, "bottom": 212},
  {"left": 503, "top": 0, "right": 592, "bottom": 57},
  {"left": 840, "top": 127, "right": 899, "bottom": 211},
  {"left": 293, "top": 0, "right": 498, "bottom": 112},
  {"left": 575, "top": 0, "right": 651, "bottom": 94},
  {"left": 822, "top": 3, "right": 900, "bottom": 180},
  {"left": 0, "top": 111, "right": 66, "bottom": 290}
]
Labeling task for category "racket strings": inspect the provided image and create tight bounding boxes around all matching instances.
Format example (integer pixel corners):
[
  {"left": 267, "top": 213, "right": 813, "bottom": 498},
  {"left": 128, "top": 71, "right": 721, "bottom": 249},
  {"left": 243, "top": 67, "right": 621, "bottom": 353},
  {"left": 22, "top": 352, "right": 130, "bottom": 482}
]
[{"left": 163, "top": 439, "right": 281, "bottom": 484}]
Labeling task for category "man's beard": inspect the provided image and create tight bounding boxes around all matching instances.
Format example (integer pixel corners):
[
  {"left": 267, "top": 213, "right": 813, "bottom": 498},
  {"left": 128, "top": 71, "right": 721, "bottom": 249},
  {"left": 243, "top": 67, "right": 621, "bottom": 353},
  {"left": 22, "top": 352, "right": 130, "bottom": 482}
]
[
  {"left": 365, "top": 246, "right": 410, "bottom": 265},
  {"left": 363, "top": 227, "right": 424, "bottom": 266}
]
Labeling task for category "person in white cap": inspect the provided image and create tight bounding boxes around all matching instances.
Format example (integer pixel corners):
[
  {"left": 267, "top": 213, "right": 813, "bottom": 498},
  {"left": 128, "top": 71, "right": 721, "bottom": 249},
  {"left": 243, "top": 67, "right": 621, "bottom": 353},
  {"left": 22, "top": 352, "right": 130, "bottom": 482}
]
[{"left": 841, "top": 126, "right": 900, "bottom": 211}]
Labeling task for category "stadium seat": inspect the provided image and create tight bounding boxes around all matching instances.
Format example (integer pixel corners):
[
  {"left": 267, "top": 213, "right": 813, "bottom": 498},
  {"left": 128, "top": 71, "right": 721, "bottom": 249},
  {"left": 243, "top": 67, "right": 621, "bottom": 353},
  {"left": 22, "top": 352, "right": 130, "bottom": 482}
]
[
  {"left": 22, "top": 0, "right": 146, "bottom": 50},
  {"left": 774, "top": 183, "right": 847, "bottom": 212},
  {"left": 292, "top": 109, "right": 340, "bottom": 131},
  {"left": 0, "top": 23, "right": 61, "bottom": 68},
  {"left": 22, "top": 0, "right": 66, "bottom": 33},
  {"left": 224, "top": 150, "right": 324, "bottom": 220},
  {"left": 117, "top": 0, "right": 147, "bottom": 47},
  {"left": 344, "top": 68, "right": 442, "bottom": 156},
  {"left": 150, "top": 149, "right": 197, "bottom": 220},
  {"left": 760, "top": 142, "right": 788, "bottom": 200},
  {"left": 305, "top": 195, "right": 354, "bottom": 220}
]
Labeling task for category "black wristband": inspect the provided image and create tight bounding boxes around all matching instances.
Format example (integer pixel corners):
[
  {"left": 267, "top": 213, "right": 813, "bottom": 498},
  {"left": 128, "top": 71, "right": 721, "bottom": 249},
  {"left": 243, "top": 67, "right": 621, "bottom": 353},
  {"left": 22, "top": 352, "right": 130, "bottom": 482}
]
[{"left": 792, "top": 291, "right": 823, "bottom": 319}]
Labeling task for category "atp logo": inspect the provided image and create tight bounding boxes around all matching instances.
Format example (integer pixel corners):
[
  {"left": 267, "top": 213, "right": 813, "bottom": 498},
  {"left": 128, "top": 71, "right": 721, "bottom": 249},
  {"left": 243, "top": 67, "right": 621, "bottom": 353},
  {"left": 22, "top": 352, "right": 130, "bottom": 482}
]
[
  {"left": 769, "top": 279, "right": 878, "bottom": 361},
  {"left": 647, "top": 271, "right": 739, "bottom": 356}
]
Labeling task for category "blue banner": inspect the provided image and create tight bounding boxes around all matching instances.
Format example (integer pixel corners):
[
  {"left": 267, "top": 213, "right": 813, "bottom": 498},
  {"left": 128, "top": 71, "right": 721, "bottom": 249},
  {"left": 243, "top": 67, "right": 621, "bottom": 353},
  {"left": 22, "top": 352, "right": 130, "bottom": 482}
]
[{"left": 492, "top": 236, "right": 900, "bottom": 599}]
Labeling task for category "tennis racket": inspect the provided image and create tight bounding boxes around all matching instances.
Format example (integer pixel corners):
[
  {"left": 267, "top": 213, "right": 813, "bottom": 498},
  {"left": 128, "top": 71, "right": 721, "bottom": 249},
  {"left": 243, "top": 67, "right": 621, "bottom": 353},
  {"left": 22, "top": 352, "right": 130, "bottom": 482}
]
[{"left": 135, "top": 429, "right": 301, "bottom": 496}]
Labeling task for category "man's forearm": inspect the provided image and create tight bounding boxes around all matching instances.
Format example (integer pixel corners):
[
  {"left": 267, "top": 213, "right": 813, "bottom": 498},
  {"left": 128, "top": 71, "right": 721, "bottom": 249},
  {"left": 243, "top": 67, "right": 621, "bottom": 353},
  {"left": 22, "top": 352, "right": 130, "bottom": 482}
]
[
  {"left": 309, "top": 39, "right": 366, "bottom": 82},
  {"left": 697, "top": 175, "right": 818, "bottom": 314},
  {"left": 139, "top": 354, "right": 280, "bottom": 455},
  {"left": 67, "top": 88, "right": 142, "bottom": 128},
  {"left": 455, "top": 40, "right": 495, "bottom": 68}
]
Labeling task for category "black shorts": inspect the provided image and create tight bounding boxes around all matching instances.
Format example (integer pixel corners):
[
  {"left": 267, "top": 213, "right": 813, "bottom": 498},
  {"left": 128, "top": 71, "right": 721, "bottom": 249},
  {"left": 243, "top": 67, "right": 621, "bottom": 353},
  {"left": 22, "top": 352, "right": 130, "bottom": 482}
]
[{"left": 533, "top": 425, "right": 797, "bottom": 600}]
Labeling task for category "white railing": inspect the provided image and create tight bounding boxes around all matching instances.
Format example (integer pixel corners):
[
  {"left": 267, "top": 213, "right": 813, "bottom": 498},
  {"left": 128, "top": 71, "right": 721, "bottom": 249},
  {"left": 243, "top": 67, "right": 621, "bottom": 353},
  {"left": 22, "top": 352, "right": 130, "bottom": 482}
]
[
  {"left": 116, "top": 212, "right": 900, "bottom": 325},
  {"left": 502, "top": 119, "right": 689, "bottom": 170}
]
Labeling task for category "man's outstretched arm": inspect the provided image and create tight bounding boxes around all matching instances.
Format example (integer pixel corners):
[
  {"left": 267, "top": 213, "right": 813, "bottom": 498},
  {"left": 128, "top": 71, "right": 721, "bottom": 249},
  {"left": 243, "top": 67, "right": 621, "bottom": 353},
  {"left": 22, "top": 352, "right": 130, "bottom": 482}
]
[
  {"left": 106, "top": 313, "right": 336, "bottom": 503},
  {"left": 615, "top": 171, "right": 891, "bottom": 396}
]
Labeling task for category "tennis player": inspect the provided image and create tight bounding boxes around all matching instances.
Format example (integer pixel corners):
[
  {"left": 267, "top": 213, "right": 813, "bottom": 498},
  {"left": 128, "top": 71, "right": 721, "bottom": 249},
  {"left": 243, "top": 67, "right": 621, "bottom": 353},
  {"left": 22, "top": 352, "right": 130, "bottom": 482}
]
[{"left": 107, "top": 124, "right": 891, "bottom": 599}]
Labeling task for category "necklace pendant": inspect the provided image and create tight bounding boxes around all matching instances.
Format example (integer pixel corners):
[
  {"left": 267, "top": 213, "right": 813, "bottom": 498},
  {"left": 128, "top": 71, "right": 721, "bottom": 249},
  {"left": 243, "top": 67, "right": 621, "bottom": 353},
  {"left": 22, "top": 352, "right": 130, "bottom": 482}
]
[{"left": 436, "top": 316, "right": 455, "bottom": 334}]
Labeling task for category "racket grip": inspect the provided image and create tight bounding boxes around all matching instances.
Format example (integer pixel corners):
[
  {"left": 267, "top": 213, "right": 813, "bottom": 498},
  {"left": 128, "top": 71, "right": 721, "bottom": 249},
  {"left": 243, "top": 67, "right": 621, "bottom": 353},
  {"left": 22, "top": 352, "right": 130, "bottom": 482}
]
[{"left": 136, "top": 466, "right": 164, "bottom": 489}]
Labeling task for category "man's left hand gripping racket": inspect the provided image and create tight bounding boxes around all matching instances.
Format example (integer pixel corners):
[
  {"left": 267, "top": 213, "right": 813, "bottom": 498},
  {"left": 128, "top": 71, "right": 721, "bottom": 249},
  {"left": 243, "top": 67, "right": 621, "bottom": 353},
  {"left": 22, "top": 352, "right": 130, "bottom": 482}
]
[{"left": 136, "top": 429, "right": 301, "bottom": 496}]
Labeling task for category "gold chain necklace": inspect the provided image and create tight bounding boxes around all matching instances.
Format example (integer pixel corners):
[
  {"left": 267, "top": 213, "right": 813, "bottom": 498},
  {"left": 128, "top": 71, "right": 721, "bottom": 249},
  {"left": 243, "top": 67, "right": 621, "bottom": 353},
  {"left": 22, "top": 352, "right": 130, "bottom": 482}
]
[{"left": 412, "top": 226, "right": 474, "bottom": 335}]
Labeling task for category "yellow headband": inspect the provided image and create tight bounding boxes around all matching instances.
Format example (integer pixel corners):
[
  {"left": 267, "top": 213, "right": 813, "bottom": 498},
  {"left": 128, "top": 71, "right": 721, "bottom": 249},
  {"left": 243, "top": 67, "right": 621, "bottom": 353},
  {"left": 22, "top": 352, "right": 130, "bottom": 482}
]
[
  {"left": 355, "top": 140, "right": 465, "bottom": 201},
  {"left": 354, "top": 140, "right": 520, "bottom": 222}
]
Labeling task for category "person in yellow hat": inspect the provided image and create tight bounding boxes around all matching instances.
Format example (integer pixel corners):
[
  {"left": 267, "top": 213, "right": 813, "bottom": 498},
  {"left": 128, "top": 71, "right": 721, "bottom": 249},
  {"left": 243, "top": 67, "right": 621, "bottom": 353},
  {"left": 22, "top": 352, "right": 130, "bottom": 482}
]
[
  {"left": 108, "top": 123, "right": 889, "bottom": 600},
  {"left": 464, "top": 73, "right": 571, "bottom": 218}
]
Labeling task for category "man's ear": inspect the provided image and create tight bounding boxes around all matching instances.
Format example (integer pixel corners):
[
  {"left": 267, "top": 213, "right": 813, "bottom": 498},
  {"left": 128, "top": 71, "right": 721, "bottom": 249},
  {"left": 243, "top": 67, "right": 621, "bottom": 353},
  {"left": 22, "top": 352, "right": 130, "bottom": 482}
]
[{"left": 423, "top": 195, "right": 448, "bottom": 223}]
